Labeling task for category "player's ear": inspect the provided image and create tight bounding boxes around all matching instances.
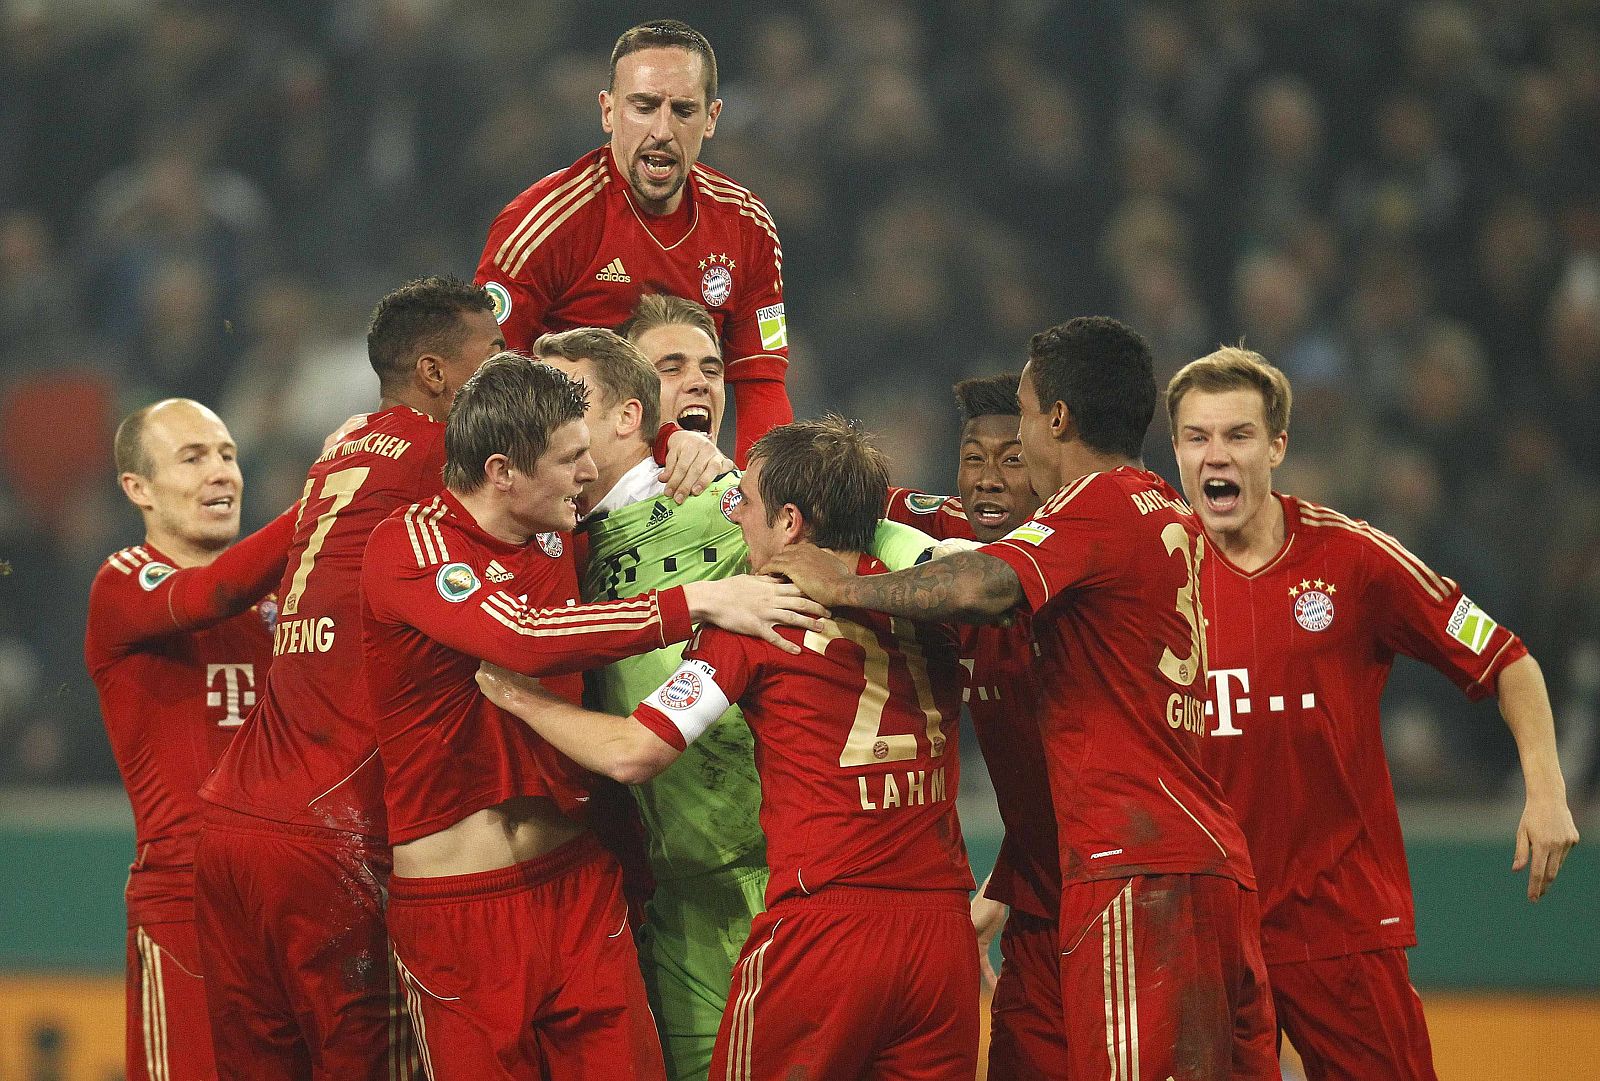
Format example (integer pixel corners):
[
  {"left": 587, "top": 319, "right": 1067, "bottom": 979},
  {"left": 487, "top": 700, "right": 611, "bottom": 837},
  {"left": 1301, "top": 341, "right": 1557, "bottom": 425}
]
[
  {"left": 1269, "top": 429, "right": 1288, "bottom": 469},
  {"left": 599, "top": 89, "right": 614, "bottom": 134},
  {"left": 120, "top": 471, "right": 155, "bottom": 513},
  {"left": 482, "top": 453, "right": 514, "bottom": 492},
  {"left": 779, "top": 503, "right": 804, "bottom": 544},
  {"left": 619, "top": 397, "right": 644, "bottom": 439},
  {"left": 416, "top": 353, "right": 446, "bottom": 395},
  {"left": 703, "top": 98, "right": 722, "bottom": 138},
  {"left": 1049, "top": 400, "right": 1072, "bottom": 441}
]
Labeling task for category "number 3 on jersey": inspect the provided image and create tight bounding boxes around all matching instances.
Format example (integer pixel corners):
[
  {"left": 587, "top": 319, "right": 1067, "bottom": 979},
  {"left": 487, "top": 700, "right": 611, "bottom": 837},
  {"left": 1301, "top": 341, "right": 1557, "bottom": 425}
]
[
  {"left": 282, "top": 467, "right": 369, "bottom": 617},
  {"left": 802, "top": 617, "right": 948, "bottom": 768},
  {"left": 1158, "top": 520, "right": 1208, "bottom": 687}
]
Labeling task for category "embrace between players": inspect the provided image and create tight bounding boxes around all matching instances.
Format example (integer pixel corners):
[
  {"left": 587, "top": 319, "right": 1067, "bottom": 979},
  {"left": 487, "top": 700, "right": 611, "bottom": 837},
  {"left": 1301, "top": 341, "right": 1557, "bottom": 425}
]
[{"left": 87, "top": 17, "right": 1577, "bottom": 1081}]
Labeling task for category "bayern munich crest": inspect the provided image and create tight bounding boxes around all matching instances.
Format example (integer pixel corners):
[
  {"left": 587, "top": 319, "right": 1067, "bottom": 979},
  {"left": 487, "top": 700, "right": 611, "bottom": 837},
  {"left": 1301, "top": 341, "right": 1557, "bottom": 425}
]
[
  {"left": 660, "top": 669, "right": 703, "bottom": 710},
  {"left": 536, "top": 532, "right": 564, "bottom": 558},
  {"left": 720, "top": 485, "right": 744, "bottom": 522},
  {"left": 699, "top": 253, "right": 734, "bottom": 307},
  {"left": 1289, "top": 578, "right": 1336, "bottom": 632}
]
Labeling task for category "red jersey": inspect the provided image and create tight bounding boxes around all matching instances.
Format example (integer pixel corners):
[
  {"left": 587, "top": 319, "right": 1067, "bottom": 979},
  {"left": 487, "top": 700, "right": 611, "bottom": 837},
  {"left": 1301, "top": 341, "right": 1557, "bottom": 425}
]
[
  {"left": 635, "top": 556, "right": 974, "bottom": 907},
  {"left": 884, "top": 488, "right": 1058, "bottom": 917},
  {"left": 983, "top": 467, "right": 1254, "bottom": 890},
  {"left": 85, "top": 511, "right": 293, "bottom": 924},
  {"left": 361, "top": 489, "right": 693, "bottom": 846},
  {"left": 202, "top": 405, "right": 447, "bottom": 840},
  {"left": 1198, "top": 494, "right": 1527, "bottom": 964},
  {"left": 476, "top": 147, "right": 791, "bottom": 460}
]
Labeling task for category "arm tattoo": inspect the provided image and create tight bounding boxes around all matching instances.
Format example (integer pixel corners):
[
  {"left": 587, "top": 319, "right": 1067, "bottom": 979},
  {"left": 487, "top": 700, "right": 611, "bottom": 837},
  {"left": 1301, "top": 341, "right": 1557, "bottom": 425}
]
[{"left": 836, "top": 551, "right": 1022, "bottom": 622}]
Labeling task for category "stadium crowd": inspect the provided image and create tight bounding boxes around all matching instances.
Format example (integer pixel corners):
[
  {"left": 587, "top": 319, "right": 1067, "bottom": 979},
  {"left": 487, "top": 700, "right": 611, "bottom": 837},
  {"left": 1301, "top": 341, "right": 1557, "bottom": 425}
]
[{"left": 2, "top": 0, "right": 1597, "bottom": 809}]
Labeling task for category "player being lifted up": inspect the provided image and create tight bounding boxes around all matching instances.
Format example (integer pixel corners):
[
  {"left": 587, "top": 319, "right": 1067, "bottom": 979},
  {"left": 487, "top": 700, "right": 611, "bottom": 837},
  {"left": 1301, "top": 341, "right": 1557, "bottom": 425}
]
[
  {"left": 884, "top": 373, "right": 1062, "bottom": 1080},
  {"left": 362, "top": 357, "right": 823, "bottom": 1080},
  {"left": 86, "top": 399, "right": 300, "bottom": 1081},
  {"left": 530, "top": 311, "right": 936, "bottom": 1080},
  {"left": 477, "top": 19, "right": 791, "bottom": 463},
  {"left": 479, "top": 416, "right": 979, "bottom": 1079},
  {"left": 1167, "top": 346, "right": 1579, "bottom": 1081},
  {"left": 766, "top": 318, "right": 1279, "bottom": 1081}
]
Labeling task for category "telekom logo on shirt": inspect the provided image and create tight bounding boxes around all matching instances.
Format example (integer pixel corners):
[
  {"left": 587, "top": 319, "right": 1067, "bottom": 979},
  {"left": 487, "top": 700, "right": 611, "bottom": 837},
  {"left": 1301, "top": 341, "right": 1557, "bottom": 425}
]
[
  {"left": 1204, "top": 668, "right": 1318, "bottom": 737},
  {"left": 206, "top": 663, "right": 257, "bottom": 728}
]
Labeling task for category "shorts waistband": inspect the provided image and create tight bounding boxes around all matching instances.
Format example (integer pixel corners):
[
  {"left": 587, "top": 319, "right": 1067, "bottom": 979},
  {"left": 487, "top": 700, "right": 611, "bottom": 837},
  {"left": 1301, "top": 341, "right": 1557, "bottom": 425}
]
[
  {"left": 201, "top": 804, "right": 384, "bottom": 847},
  {"left": 388, "top": 833, "right": 605, "bottom": 904},
  {"left": 769, "top": 885, "right": 969, "bottom": 914}
]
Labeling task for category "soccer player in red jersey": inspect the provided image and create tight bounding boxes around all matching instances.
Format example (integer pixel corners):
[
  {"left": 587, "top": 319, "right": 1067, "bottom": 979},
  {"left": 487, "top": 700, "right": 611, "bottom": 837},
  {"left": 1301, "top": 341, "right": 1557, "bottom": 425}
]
[
  {"left": 1167, "top": 346, "right": 1580, "bottom": 1081},
  {"left": 478, "top": 416, "right": 979, "bottom": 1080},
  {"left": 767, "top": 318, "right": 1279, "bottom": 1081},
  {"left": 363, "top": 356, "right": 823, "bottom": 1080},
  {"left": 195, "top": 278, "right": 505, "bottom": 1081},
  {"left": 86, "top": 398, "right": 297, "bottom": 1081},
  {"left": 884, "top": 373, "right": 1061, "bottom": 1081},
  {"left": 476, "top": 19, "right": 791, "bottom": 463}
]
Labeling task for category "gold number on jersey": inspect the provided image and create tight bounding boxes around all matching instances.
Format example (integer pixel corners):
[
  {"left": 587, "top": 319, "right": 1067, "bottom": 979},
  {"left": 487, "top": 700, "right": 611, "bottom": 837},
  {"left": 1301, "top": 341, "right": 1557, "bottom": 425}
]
[
  {"left": 1157, "top": 520, "right": 1207, "bottom": 687},
  {"left": 802, "top": 617, "right": 947, "bottom": 768},
  {"left": 281, "top": 467, "right": 370, "bottom": 617}
]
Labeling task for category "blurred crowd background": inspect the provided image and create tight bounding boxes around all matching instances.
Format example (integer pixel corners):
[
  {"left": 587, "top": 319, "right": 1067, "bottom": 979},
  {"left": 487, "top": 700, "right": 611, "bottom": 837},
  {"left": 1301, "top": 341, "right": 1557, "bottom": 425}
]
[{"left": 0, "top": 0, "right": 1596, "bottom": 804}]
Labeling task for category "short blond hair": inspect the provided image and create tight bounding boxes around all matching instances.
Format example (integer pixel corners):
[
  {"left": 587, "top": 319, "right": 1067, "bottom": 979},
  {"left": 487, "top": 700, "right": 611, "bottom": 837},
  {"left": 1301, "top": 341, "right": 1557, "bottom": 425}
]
[{"left": 1166, "top": 346, "right": 1293, "bottom": 436}]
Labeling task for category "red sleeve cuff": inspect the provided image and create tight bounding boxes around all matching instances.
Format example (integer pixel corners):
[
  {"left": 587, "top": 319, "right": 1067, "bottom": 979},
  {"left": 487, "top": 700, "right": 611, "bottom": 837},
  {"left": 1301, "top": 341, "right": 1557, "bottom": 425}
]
[
  {"left": 653, "top": 423, "right": 683, "bottom": 467},
  {"left": 978, "top": 541, "right": 1049, "bottom": 613},
  {"left": 654, "top": 586, "right": 693, "bottom": 647},
  {"left": 633, "top": 702, "right": 688, "bottom": 752}
]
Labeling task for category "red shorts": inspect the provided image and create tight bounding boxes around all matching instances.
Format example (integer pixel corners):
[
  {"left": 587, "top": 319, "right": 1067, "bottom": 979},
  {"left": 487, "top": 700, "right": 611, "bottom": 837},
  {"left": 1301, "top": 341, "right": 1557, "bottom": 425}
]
[
  {"left": 1270, "top": 948, "right": 1438, "bottom": 1081},
  {"left": 709, "top": 887, "right": 978, "bottom": 1081},
  {"left": 1058, "top": 874, "right": 1277, "bottom": 1081},
  {"left": 987, "top": 908, "right": 1066, "bottom": 1081},
  {"left": 127, "top": 921, "right": 215, "bottom": 1081},
  {"left": 386, "top": 833, "right": 665, "bottom": 1081},
  {"left": 193, "top": 810, "right": 417, "bottom": 1081}
]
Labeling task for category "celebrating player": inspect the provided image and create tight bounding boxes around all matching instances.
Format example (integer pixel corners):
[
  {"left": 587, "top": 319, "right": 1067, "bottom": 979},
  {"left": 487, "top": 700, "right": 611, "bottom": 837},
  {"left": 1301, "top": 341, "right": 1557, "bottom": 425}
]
[
  {"left": 476, "top": 19, "right": 791, "bottom": 463},
  {"left": 86, "top": 399, "right": 297, "bottom": 1081},
  {"left": 363, "top": 356, "right": 823, "bottom": 1080},
  {"left": 765, "top": 318, "right": 1279, "bottom": 1080},
  {"left": 885, "top": 372, "right": 1061, "bottom": 1080},
  {"left": 478, "top": 416, "right": 979, "bottom": 1079},
  {"left": 196, "top": 277, "right": 505, "bottom": 1081},
  {"left": 1167, "top": 346, "right": 1580, "bottom": 1080},
  {"left": 533, "top": 319, "right": 935, "bottom": 1079}
]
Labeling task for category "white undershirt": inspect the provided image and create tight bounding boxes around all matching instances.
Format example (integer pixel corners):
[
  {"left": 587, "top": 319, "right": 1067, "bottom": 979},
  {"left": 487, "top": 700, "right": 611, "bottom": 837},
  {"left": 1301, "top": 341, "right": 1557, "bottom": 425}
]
[{"left": 583, "top": 455, "right": 667, "bottom": 520}]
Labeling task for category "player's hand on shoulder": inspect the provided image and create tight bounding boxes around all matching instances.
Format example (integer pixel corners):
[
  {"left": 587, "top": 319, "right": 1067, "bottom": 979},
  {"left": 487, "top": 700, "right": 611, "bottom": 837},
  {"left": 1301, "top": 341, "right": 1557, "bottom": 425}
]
[
  {"left": 1513, "top": 794, "right": 1580, "bottom": 902},
  {"left": 475, "top": 662, "right": 554, "bottom": 712},
  {"left": 659, "top": 429, "right": 734, "bottom": 504},
  {"left": 682, "top": 574, "right": 827, "bottom": 655},
  {"left": 321, "top": 413, "right": 371, "bottom": 455},
  {"left": 931, "top": 537, "right": 984, "bottom": 561},
  {"left": 760, "top": 542, "right": 853, "bottom": 607}
]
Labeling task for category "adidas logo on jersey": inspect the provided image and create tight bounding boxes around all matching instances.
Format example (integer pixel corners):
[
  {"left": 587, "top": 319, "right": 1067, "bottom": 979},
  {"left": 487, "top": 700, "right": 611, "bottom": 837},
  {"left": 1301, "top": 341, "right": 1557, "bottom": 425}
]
[
  {"left": 595, "top": 259, "right": 631, "bottom": 283},
  {"left": 649, "top": 501, "right": 673, "bottom": 527},
  {"left": 485, "top": 560, "right": 514, "bottom": 583}
]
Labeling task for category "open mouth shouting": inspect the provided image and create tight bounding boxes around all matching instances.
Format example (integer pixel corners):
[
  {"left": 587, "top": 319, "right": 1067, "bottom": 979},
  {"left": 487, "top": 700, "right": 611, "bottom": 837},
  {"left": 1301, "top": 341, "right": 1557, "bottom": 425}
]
[
  {"left": 638, "top": 147, "right": 679, "bottom": 186},
  {"left": 201, "top": 494, "right": 237, "bottom": 516},
  {"left": 969, "top": 500, "right": 1013, "bottom": 531},
  {"left": 1202, "top": 477, "right": 1242, "bottom": 514},
  {"left": 676, "top": 404, "right": 713, "bottom": 434}
]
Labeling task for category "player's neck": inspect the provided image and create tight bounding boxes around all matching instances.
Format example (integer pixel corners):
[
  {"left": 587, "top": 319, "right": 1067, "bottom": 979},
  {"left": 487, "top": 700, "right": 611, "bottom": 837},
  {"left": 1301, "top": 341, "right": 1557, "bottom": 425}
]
[
  {"left": 581, "top": 446, "right": 655, "bottom": 517},
  {"left": 452, "top": 487, "right": 534, "bottom": 547},
  {"left": 1210, "top": 494, "right": 1286, "bottom": 572},
  {"left": 381, "top": 388, "right": 445, "bottom": 422},
  {"left": 144, "top": 525, "right": 226, "bottom": 569},
  {"left": 1049, "top": 447, "right": 1139, "bottom": 495}
]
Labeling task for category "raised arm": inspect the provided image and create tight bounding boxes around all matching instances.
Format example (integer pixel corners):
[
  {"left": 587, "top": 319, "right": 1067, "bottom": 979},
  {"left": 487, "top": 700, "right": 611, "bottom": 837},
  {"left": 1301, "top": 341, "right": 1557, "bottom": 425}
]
[
  {"left": 762, "top": 544, "right": 1023, "bottom": 624},
  {"left": 1497, "top": 654, "right": 1580, "bottom": 901}
]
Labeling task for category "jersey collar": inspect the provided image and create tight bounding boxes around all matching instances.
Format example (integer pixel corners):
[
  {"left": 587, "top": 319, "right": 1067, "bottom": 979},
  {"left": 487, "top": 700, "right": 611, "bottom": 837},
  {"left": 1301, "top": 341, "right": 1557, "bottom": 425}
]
[{"left": 584, "top": 456, "right": 667, "bottom": 520}]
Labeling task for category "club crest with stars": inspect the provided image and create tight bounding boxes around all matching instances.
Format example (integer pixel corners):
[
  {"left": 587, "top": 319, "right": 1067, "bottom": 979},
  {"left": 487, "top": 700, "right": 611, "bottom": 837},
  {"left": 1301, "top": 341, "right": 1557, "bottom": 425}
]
[
  {"left": 1289, "top": 578, "right": 1336, "bottom": 632},
  {"left": 699, "top": 252, "right": 734, "bottom": 308}
]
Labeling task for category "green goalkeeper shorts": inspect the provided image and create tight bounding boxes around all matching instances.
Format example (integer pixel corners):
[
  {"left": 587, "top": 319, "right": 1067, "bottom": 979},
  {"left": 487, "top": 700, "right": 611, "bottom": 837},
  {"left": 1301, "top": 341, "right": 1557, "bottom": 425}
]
[{"left": 638, "top": 850, "right": 769, "bottom": 1081}]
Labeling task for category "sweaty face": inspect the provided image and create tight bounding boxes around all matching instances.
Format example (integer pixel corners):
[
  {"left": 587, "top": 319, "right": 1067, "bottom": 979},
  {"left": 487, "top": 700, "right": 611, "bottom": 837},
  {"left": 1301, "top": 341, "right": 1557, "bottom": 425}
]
[
  {"left": 511, "top": 418, "right": 598, "bottom": 535},
  {"left": 1015, "top": 365, "right": 1061, "bottom": 500},
  {"left": 1171, "top": 387, "right": 1286, "bottom": 542},
  {"left": 635, "top": 322, "right": 725, "bottom": 438},
  {"left": 132, "top": 401, "right": 244, "bottom": 554},
  {"left": 957, "top": 414, "right": 1039, "bottom": 542},
  {"left": 730, "top": 457, "right": 785, "bottom": 571},
  {"left": 438, "top": 309, "right": 507, "bottom": 405},
  {"left": 602, "top": 47, "right": 721, "bottom": 214}
]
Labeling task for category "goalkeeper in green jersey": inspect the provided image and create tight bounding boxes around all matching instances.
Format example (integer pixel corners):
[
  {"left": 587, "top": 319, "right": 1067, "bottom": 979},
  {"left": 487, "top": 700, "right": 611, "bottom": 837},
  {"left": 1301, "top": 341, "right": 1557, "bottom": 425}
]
[{"left": 531, "top": 304, "right": 935, "bottom": 1080}]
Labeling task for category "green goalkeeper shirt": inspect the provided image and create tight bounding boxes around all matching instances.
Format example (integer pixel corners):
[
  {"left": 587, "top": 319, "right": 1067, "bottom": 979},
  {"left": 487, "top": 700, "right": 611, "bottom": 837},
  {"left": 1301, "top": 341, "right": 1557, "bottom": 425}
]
[{"left": 580, "top": 463, "right": 936, "bottom": 882}]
